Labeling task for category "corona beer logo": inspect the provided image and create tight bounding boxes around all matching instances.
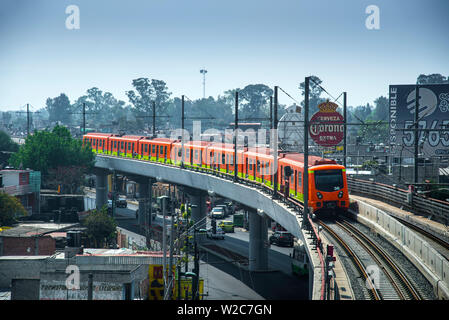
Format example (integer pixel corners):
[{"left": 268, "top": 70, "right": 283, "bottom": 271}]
[{"left": 317, "top": 101, "right": 339, "bottom": 113}]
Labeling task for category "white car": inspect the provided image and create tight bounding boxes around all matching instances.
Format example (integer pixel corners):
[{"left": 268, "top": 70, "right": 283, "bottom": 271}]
[
  {"left": 210, "top": 207, "right": 225, "bottom": 219},
  {"left": 206, "top": 227, "right": 225, "bottom": 240}
]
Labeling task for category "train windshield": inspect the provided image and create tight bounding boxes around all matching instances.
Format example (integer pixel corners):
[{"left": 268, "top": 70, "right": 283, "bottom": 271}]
[{"left": 314, "top": 169, "right": 344, "bottom": 192}]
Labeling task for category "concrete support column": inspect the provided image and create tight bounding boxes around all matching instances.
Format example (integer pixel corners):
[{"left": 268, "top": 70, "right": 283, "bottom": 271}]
[
  {"left": 185, "top": 187, "right": 207, "bottom": 231},
  {"left": 95, "top": 170, "right": 108, "bottom": 210},
  {"left": 138, "top": 180, "right": 149, "bottom": 228},
  {"left": 248, "top": 209, "right": 269, "bottom": 271}
]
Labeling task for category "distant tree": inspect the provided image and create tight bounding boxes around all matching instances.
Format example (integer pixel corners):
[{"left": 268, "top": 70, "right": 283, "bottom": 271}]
[
  {"left": 370, "top": 96, "right": 389, "bottom": 121},
  {"left": 299, "top": 75, "right": 326, "bottom": 115},
  {"left": 83, "top": 206, "right": 117, "bottom": 248},
  {"left": 126, "top": 78, "right": 172, "bottom": 130},
  {"left": 9, "top": 125, "right": 95, "bottom": 189},
  {"left": 238, "top": 84, "right": 273, "bottom": 121},
  {"left": 0, "top": 130, "right": 19, "bottom": 152},
  {"left": 0, "top": 193, "right": 27, "bottom": 226},
  {"left": 73, "top": 88, "right": 126, "bottom": 129},
  {"left": 46, "top": 93, "right": 73, "bottom": 125},
  {"left": 417, "top": 73, "right": 448, "bottom": 85}
]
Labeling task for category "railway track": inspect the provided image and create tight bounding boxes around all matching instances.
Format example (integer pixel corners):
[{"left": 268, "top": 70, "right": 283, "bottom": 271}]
[{"left": 319, "top": 217, "right": 422, "bottom": 300}]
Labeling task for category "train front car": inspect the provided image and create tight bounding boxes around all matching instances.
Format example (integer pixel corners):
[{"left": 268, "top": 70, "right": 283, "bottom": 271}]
[{"left": 308, "top": 159, "right": 349, "bottom": 214}]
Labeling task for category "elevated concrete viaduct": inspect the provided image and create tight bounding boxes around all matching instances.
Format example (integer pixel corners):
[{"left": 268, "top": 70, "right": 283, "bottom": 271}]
[{"left": 93, "top": 155, "right": 322, "bottom": 298}]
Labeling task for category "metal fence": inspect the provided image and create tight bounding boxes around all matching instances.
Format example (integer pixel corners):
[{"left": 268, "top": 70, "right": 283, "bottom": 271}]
[{"left": 347, "top": 178, "right": 449, "bottom": 225}]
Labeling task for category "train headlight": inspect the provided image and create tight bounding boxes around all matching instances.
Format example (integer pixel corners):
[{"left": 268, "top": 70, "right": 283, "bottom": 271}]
[
  {"left": 338, "top": 191, "right": 344, "bottom": 198},
  {"left": 316, "top": 192, "right": 323, "bottom": 199}
]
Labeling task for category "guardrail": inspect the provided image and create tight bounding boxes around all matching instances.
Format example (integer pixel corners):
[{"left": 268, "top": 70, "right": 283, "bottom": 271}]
[{"left": 347, "top": 178, "right": 449, "bottom": 225}]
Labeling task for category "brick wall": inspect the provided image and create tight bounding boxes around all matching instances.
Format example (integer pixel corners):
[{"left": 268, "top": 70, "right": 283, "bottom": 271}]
[{"left": 1, "top": 236, "right": 56, "bottom": 256}]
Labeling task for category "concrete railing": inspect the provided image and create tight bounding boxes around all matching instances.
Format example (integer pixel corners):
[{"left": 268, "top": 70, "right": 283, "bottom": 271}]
[
  {"left": 350, "top": 199, "right": 449, "bottom": 299},
  {"left": 348, "top": 178, "right": 449, "bottom": 224}
]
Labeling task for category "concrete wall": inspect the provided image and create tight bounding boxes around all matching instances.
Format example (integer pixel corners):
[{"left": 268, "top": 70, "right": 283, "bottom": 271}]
[
  {"left": 351, "top": 199, "right": 449, "bottom": 299},
  {"left": 11, "top": 279, "right": 40, "bottom": 300},
  {"left": 0, "top": 256, "right": 49, "bottom": 287}
]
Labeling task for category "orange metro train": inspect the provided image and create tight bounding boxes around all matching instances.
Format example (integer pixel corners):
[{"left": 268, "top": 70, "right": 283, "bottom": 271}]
[{"left": 83, "top": 133, "right": 349, "bottom": 214}]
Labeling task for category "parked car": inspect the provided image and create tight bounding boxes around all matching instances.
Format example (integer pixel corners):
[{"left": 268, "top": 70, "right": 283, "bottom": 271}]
[
  {"left": 210, "top": 207, "right": 225, "bottom": 219},
  {"left": 269, "top": 231, "right": 294, "bottom": 247},
  {"left": 206, "top": 227, "right": 225, "bottom": 240},
  {"left": 218, "top": 220, "right": 234, "bottom": 233},
  {"left": 116, "top": 198, "right": 127, "bottom": 208},
  {"left": 215, "top": 204, "right": 229, "bottom": 217}
]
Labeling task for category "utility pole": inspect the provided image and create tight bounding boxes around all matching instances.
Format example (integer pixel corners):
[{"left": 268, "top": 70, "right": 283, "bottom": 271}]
[
  {"left": 162, "top": 196, "right": 168, "bottom": 299},
  {"left": 181, "top": 95, "right": 185, "bottom": 168},
  {"left": 304, "top": 77, "right": 310, "bottom": 219},
  {"left": 414, "top": 85, "right": 419, "bottom": 185},
  {"left": 270, "top": 96, "right": 273, "bottom": 130},
  {"left": 200, "top": 69, "right": 207, "bottom": 99},
  {"left": 234, "top": 91, "right": 239, "bottom": 182},
  {"left": 343, "top": 92, "right": 347, "bottom": 168},
  {"left": 192, "top": 229, "right": 200, "bottom": 300},
  {"left": 26, "top": 103, "right": 30, "bottom": 137},
  {"left": 168, "top": 196, "right": 174, "bottom": 300},
  {"left": 152, "top": 101, "right": 156, "bottom": 137},
  {"left": 273, "top": 86, "right": 278, "bottom": 198},
  {"left": 83, "top": 103, "right": 86, "bottom": 135}
]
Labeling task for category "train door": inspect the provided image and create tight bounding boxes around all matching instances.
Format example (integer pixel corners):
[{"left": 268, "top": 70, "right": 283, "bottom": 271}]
[{"left": 294, "top": 170, "right": 298, "bottom": 196}]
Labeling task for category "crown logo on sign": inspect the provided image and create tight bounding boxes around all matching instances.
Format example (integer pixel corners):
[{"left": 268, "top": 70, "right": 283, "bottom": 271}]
[{"left": 317, "top": 101, "right": 338, "bottom": 113}]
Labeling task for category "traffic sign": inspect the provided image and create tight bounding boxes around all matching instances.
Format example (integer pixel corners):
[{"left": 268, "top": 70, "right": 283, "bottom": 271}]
[{"left": 309, "top": 101, "right": 344, "bottom": 147}]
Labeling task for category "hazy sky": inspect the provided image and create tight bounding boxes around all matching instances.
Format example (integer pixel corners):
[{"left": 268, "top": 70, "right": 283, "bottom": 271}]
[{"left": 0, "top": 0, "right": 448, "bottom": 112}]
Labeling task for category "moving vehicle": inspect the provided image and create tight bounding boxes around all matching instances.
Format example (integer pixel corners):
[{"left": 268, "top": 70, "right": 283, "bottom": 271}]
[
  {"left": 218, "top": 220, "right": 234, "bottom": 233},
  {"left": 83, "top": 133, "right": 349, "bottom": 215},
  {"left": 210, "top": 207, "right": 225, "bottom": 219},
  {"left": 269, "top": 231, "right": 294, "bottom": 247},
  {"left": 206, "top": 227, "right": 225, "bottom": 240}
]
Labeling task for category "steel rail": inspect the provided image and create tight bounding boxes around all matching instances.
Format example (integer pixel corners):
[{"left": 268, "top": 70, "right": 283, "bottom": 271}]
[
  {"left": 337, "top": 218, "right": 422, "bottom": 300},
  {"left": 317, "top": 219, "right": 381, "bottom": 300}
]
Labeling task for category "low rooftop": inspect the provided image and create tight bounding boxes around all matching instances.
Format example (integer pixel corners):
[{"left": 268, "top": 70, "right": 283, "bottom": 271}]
[{"left": 0, "top": 222, "right": 78, "bottom": 238}]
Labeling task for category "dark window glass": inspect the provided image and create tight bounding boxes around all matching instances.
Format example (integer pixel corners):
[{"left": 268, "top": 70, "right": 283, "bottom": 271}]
[
  {"left": 160, "top": 146, "right": 163, "bottom": 154},
  {"left": 314, "top": 170, "right": 344, "bottom": 192}
]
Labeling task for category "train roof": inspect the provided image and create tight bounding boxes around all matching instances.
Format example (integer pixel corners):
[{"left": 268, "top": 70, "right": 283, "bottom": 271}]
[
  {"left": 83, "top": 133, "right": 114, "bottom": 138},
  {"left": 280, "top": 153, "right": 341, "bottom": 168},
  {"left": 141, "top": 138, "right": 178, "bottom": 144}
]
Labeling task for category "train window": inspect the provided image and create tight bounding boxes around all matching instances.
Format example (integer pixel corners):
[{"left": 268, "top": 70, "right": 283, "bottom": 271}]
[
  {"left": 114, "top": 141, "right": 117, "bottom": 149},
  {"left": 152, "top": 145, "right": 155, "bottom": 153},
  {"left": 121, "top": 141, "right": 124, "bottom": 149},
  {"left": 164, "top": 146, "right": 167, "bottom": 155},
  {"left": 160, "top": 146, "right": 163, "bottom": 154},
  {"left": 222, "top": 154, "right": 225, "bottom": 165},
  {"left": 249, "top": 159, "right": 252, "bottom": 171},
  {"left": 195, "top": 150, "right": 198, "bottom": 159},
  {"left": 93, "top": 139, "right": 96, "bottom": 146},
  {"left": 186, "top": 149, "right": 190, "bottom": 158},
  {"left": 314, "top": 170, "right": 343, "bottom": 192},
  {"left": 128, "top": 143, "right": 131, "bottom": 151},
  {"left": 144, "top": 144, "right": 148, "bottom": 153},
  {"left": 298, "top": 172, "right": 302, "bottom": 188}
]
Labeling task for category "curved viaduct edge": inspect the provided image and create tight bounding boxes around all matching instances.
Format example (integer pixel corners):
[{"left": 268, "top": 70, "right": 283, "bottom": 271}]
[
  {"left": 95, "top": 155, "right": 304, "bottom": 241},
  {"left": 94, "top": 155, "right": 324, "bottom": 300}
]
